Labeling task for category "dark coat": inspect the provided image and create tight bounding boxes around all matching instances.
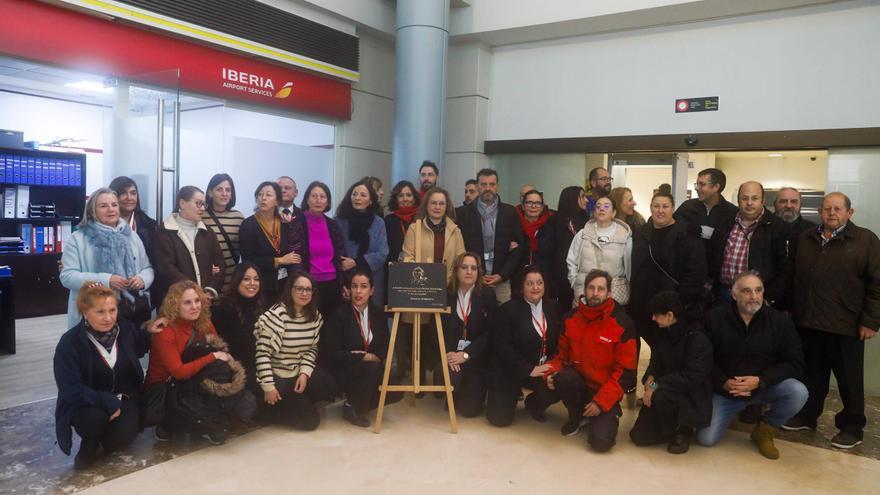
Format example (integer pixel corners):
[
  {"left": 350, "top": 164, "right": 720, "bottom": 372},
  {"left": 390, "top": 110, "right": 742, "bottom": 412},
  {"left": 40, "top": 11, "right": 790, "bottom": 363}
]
[
  {"left": 704, "top": 302, "right": 804, "bottom": 399},
  {"left": 53, "top": 319, "right": 150, "bottom": 455},
  {"left": 644, "top": 320, "right": 713, "bottom": 428},
  {"left": 211, "top": 299, "right": 263, "bottom": 376},
  {"left": 287, "top": 212, "right": 345, "bottom": 280},
  {"left": 319, "top": 302, "right": 390, "bottom": 380},
  {"left": 710, "top": 211, "right": 792, "bottom": 307},
  {"left": 384, "top": 213, "right": 413, "bottom": 265},
  {"left": 133, "top": 209, "right": 159, "bottom": 268},
  {"left": 778, "top": 215, "right": 817, "bottom": 311},
  {"left": 632, "top": 220, "right": 708, "bottom": 305},
  {"left": 674, "top": 196, "right": 738, "bottom": 269},
  {"left": 458, "top": 200, "right": 527, "bottom": 282},
  {"left": 153, "top": 216, "right": 225, "bottom": 304},
  {"left": 538, "top": 211, "right": 588, "bottom": 305},
  {"left": 441, "top": 287, "right": 499, "bottom": 370},
  {"left": 491, "top": 297, "right": 562, "bottom": 383},
  {"left": 793, "top": 221, "right": 880, "bottom": 336},
  {"left": 239, "top": 215, "right": 292, "bottom": 294}
]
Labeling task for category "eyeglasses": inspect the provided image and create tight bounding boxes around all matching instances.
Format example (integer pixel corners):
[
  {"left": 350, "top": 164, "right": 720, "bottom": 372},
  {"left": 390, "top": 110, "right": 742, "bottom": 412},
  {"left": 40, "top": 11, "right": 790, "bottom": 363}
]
[
  {"left": 595, "top": 177, "right": 613, "bottom": 183},
  {"left": 694, "top": 181, "right": 713, "bottom": 189},
  {"left": 293, "top": 286, "right": 314, "bottom": 294},
  {"left": 189, "top": 199, "right": 207, "bottom": 209},
  {"left": 523, "top": 201, "right": 544, "bottom": 208}
]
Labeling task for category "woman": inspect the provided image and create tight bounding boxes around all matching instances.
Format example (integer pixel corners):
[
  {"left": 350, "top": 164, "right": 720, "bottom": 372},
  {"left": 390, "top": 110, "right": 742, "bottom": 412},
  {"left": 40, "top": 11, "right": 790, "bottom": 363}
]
[
  {"left": 203, "top": 173, "right": 245, "bottom": 291},
  {"left": 61, "top": 188, "right": 154, "bottom": 329},
  {"left": 566, "top": 196, "right": 633, "bottom": 307},
  {"left": 517, "top": 189, "right": 553, "bottom": 269},
  {"left": 288, "top": 181, "right": 346, "bottom": 317},
  {"left": 610, "top": 187, "right": 646, "bottom": 233},
  {"left": 254, "top": 272, "right": 337, "bottom": 431},
  {"left": 538, "top": 186, "right": 588, "bottom": 308},
  {"left": 487, "top": 266, "right": 562, "bottom": 426},
  {"left": 144, "top": 280, "right": 247, "bottom": 445},
  {"left": 441, "top": 252, "right": 498, "bottom": 417},
  {"left": 629, "top": 192, "right": 707, "bottom": 348},
  {"left": 335, "top": 179, "right": 389, "bottom": 306},
  {"left": 385, "top": 180, "right": 420, "bottom": 265},
  {"left": 239, "top": 181, "right": 299, "bottom": 304},
  {"left": 212, "top": 262, "right": 266, "bottom": 384},
  {"left": 153, "top": 186, "right": 225, "bottom": 306},
  {"left": 108, "top": 176, "right": 158, "bottom": 266},
  {"left": 320, "top": 270, "right": 402, "bottom": 427},
  {"left": 54, "top": 283, "right": 159, "bottom": 469},
  {"left": 362, "top": 176, "right": 385, "bottom": 213}
]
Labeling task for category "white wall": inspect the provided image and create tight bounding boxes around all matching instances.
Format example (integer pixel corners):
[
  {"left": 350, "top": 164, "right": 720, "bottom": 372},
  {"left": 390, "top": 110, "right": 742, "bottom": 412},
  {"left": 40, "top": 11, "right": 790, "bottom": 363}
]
[
  {"left": 490, "top": 153, "right": 587, "bottom": 209},
  {"left": 489, "top": 1, "right": 880, "bottom": 140}
]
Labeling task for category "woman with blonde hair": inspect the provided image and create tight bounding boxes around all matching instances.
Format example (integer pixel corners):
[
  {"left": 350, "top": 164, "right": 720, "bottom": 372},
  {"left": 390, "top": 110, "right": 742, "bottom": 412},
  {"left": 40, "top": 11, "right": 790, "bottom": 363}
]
[{"left": 610, "top": 187, "right": 646, "bottom": 233}]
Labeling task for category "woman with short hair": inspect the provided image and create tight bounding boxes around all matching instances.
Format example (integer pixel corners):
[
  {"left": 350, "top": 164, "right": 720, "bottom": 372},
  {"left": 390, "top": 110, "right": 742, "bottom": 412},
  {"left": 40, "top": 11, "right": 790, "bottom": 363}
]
[{"left": 385, "top": 180, "right": 421, "bottom": 265}]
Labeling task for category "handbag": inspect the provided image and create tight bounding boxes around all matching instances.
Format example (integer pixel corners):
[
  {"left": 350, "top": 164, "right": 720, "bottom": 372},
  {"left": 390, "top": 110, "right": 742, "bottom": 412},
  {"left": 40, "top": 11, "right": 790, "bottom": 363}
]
[
  {"left": 119, "top": 289, "right": 152, "bottom": 325},
  {"left": 142, "top": 379, "right": 175, "bottom": 427},
  {"left": 589, "top": 230, "right": 630, "bottom": 305},
  {"left": 648, "top": 244, "right": 710, "bottom": 321}
]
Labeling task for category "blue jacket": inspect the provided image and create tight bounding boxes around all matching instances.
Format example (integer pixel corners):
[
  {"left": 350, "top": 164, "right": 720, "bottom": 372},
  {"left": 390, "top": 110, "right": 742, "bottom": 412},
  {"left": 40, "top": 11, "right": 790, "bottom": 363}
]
[
  {"left": 53, "top": 319, "right": 150, "bottom": 455},
  {"left": 335, "top": 215, "right": 389, "bottom": 307}
]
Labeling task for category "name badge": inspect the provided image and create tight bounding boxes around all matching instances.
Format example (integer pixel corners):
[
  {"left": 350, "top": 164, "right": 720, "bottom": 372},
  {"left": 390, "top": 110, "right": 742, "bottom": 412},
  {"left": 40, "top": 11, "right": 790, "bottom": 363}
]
[
  {"left": 539, "top": 355, "right": 547, "bottom": 365},
  {"left": 700, "top": 225, "right": 715, "bottom": 240},
  {"left": 277, "top": 267, "right": 289, "bottom": 280},
  {"left": 457, "top": 339, "right": 471, "bottom": 351}
]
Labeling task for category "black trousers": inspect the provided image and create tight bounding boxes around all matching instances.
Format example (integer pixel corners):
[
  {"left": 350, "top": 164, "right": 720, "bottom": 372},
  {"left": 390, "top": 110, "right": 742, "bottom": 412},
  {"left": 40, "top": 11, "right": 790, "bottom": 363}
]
[
  {"left": 264, "top": 367, "right": 337, "bottom": 431},
  {"left": 554, "top": 368, "right": 621, "bottom": 452},
  {"left": 71, "top": 397, "right": 140, "bottom": 454},
  {"left": 796, "top": 327, "right": 866, "bottom": 438},
  {"left": 448, "top": 364, "right": 488, "bottom": 417},
  {"left": 486, "top": 374, "right": 559, "bottom": 427},
  {"left": 316, "top": 280, "right": 342, "bottom": 322},
  {"left": 339, "top": 360, "right": 403, "bottom": 414},
  {"left": 629, "top": 389, "right": 685, "bottom": 447}
]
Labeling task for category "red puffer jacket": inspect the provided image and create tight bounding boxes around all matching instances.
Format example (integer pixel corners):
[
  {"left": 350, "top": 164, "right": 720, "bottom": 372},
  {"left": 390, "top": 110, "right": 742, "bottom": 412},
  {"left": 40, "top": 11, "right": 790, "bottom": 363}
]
[{"left": 545, "top": 297, "right": 638, "bottom": 412}]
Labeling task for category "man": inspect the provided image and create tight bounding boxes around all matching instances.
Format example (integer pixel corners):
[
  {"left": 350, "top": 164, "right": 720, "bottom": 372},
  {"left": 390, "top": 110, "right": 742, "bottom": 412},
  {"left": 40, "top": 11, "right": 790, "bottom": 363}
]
[
  {"left": 629, "top": 291, "right": 712, "bottom": 455},
  {"left": 418, "top": 160, "right": 439, "bottom": 198},
  {"left": 463, "top": 179, "right": 478, "bottom": 206},
  {"left": 545, "top": 270, "right": 637, "bottom": 452},
  {"left": 457, "top": 168, "right": 526, "bottom": 303},
  {"left": 586, "top": 167, "right": 613, "bottom": 217},
  {"left": 786, "top": 192, "right": 880, "bottom": 449},
  {"left": 697, "top": 270, "right": 807, "bottom": 459},
  {"left": 674, "top": 168, "right": 738, "bottom": 260},
  {"left": 277, "top": 176, "right": 300, "bottom": 222},
  {"left": 773, "top": 187, "right": 816, "bottom": 259},
  {"left": 711, "top": 181, "right": 791, "bottom": 307}
]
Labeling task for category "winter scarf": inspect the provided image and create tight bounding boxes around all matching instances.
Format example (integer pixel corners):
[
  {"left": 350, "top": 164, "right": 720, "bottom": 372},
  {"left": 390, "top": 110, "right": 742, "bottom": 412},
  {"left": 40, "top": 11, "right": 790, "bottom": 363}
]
[
  {"left": 393, "top": 205, "right": 419, "bottom": 226},
  {"left": 79, "top": 221, "right": 138, "bottom": 278},
  {"left": 85, "top": 322, "right": 120, "bottom": 353},
  {"left": 518, "top": 207, "right": 553, "bottom": 252},
  {"left": 347, "top": 209, "right": 375, "bottom": 256},
  {"left": 576, "top": 295, "right": 616, "bottom": 325}
]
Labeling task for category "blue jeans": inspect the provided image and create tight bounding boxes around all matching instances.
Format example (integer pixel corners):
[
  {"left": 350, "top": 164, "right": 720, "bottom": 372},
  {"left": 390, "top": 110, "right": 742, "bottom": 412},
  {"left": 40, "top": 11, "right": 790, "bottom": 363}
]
[{"left": 697, "top": 378, "right": 808, "bottom": 446}]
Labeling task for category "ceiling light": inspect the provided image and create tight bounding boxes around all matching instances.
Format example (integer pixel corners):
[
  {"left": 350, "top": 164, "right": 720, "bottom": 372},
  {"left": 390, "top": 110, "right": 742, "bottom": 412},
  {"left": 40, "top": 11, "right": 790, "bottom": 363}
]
[
  {"left": 768, "top": 153, "right": 783, "bottom": 157},
  {"left": 64, "top": 80, "right": 113, "bottom": 94}
]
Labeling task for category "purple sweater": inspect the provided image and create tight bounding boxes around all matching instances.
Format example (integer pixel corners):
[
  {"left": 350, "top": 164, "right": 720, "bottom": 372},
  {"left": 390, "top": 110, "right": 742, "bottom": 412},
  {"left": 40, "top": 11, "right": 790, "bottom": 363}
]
[{"left": 306, "top": 213, "right": 336, "bottom": 281}]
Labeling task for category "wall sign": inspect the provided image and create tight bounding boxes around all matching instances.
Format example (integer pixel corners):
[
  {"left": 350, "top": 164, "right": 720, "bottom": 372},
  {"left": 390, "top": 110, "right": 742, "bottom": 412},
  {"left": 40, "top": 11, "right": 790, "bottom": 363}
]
[
  {"left": 0, "top": 0, "right": 351, "bottom": 120},
  {"left": 675, "top": 96, "right": 719, "bottom": 113}
]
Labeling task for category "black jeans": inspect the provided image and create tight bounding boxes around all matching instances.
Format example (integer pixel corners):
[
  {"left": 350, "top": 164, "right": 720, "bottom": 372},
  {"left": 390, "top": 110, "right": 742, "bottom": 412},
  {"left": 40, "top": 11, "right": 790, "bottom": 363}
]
[
  {"left": 796, "top": 327, "right": 866, "bottom": 438},
  {"left": 554, "top": 368, "right": 621, "bottom": 452},
  {"left": 486, "top": 374, "right": 559, "bottom": 427},
  {"left": 263, "top": 367, "right": 337, "bottom": 431},
  {"left": 448, "top": 364, "right": 488, "bottom": 418},
  {"left": 629, "top": 389, "right": 686, "bottom": 446},
  {"left": 316, "top": 280, "right": 342, "bottom": 322},
  {"left": 71, "top": 397, "right": 140, "bottom": 454},
  {"left": 340, "top": 360, "right": 403, "bottom": 414}
]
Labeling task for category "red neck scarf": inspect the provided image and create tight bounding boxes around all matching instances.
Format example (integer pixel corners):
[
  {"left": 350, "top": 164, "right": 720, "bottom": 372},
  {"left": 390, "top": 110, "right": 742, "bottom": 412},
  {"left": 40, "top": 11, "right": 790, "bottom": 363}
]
[
  {"left": 576, "top": 296, "right": 615, "bottom": 322},
  {"left": 518, "top": 208, "right": 553, "bottom": 251},
  {"left": 393, "top": 205, "right": 419, "bottom": 226}
]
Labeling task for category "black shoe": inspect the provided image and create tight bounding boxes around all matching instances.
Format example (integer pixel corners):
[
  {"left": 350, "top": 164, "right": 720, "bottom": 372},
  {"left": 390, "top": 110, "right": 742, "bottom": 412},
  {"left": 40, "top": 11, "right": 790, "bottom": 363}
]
[
  {"left": 342, "top": 404, "right": 370, "bottom": 428},
  {"left": 561, "top": 417, "right": 586, "bottom": 437},
  {"left": 738, "top": 404, "right": 763, "bottom": 424},
  {"left": 154, "top": 425, "right": 171, "bottom": 442},
  {"left": 524, "top": 397, "right": 547, "bottom": 423},
  {"left": 831, "top": 431, "right": 863, "bottom": 449},
  {"left": 780, "top": 416, "right": 817, "bottom": 432},
  {"left": 667, "top": 432, "right": 690, "bottom": 454},
  {"left": 73, "top": 439, "right": 99, "bottom": 470},
  {"left": 202, "top": 431, "right": 226, "bottom": 445}
]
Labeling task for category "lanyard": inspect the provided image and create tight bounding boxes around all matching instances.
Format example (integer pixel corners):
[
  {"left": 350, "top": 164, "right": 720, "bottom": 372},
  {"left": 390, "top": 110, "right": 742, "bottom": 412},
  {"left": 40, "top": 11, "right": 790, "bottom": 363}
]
[
  {"left": 352, "top": 305, "right": 371, "bottom": 351},
  {"left": 532, "top": 312, "right": 547, "bottom": 359},
  {"left": 457, "top": 291, "right": 472, "bottom": 339}
]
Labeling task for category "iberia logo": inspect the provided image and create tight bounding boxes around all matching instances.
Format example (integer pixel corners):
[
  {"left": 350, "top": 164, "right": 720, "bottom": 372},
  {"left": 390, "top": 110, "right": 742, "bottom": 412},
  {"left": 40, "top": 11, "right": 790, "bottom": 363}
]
[{"left": 274, "top": 82, "right": 293, "bottom": 99}]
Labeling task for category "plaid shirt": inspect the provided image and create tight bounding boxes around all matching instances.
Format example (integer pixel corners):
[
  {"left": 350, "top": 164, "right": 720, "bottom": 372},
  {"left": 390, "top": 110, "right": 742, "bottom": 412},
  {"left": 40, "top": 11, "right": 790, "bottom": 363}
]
[
  {"left": 720, "top": 210, "right": 763, "bottom": 286},
  {"left": 819, "top": 222, "right": 847, "bottom": 247}
]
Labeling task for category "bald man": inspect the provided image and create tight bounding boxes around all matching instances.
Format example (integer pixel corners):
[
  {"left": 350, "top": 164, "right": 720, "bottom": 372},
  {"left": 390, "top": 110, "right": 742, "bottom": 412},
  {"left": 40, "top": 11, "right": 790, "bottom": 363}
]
[{"left": 710, "top": 181, "right": 792, "bottom": 307}]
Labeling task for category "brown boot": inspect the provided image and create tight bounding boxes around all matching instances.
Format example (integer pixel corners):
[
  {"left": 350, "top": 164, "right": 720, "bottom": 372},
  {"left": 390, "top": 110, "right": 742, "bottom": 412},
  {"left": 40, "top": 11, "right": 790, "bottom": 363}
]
[{"left": 750, "top": 421, "right": 780, "bottom": 459}]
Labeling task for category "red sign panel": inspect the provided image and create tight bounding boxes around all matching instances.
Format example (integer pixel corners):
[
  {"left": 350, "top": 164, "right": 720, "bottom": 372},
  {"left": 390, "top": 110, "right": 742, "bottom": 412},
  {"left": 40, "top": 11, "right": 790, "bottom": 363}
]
[{"left": 0, "top": 0, "right": 351, "bottom": 120}]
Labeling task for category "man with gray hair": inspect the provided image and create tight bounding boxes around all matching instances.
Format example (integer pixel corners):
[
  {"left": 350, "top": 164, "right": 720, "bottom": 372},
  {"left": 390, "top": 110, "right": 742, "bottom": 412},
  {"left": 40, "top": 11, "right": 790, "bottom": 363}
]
[
  {"left": 785, "top": 192, "right": 880, "bottom": 449},
  {"left": 773, "top": 187, "right": 816, "bottom": 258},
  {"left": 277, "top": 176, "right": 300, "bottom": 222}
]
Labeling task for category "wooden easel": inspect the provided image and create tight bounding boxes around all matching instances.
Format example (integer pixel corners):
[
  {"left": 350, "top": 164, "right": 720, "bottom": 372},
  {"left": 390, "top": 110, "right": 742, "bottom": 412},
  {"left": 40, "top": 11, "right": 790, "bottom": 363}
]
[{"left": 374, "top": 219, "right": 458, "bottom": 433}]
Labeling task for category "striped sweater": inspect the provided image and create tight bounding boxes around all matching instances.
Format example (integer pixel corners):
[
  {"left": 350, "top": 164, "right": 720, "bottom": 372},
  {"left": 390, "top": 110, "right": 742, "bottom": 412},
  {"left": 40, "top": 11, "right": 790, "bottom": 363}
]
[
  {"left": 202, "top": 209, "right": 245, "bottom": 289},
  {"left": 254, "top": 303, "right": 323, "bottom": 392}
]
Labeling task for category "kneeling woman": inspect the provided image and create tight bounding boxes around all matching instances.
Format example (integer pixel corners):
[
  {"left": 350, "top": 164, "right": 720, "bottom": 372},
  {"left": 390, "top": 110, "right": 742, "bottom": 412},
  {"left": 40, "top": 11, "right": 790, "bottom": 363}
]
[
  {"left": 321, "top": 270, "right": 402, "bottom": 427},
  {"left": 254, "top": 272, "right": 337, "bottom": 430},
  {"left": 441, "top": 252, "right": 498, "bottom": 417},
  {"left": 486, "top": 266, "right": 563, "bottom": 426},
  {"left": 54, "top": 283, "right": 159, "bottom": 469}
]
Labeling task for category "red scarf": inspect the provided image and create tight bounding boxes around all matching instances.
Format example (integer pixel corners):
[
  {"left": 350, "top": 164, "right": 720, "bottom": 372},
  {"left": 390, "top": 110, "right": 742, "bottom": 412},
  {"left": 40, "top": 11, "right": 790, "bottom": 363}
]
[
  {"left": 576, "top": 296, "right": 616, "bottom": 323},
  {"left": 393, "top": 205, "right": 419, "bottom": 226},
  {"left": 518, "top": 207, "right": 553, "bottom": 252}
]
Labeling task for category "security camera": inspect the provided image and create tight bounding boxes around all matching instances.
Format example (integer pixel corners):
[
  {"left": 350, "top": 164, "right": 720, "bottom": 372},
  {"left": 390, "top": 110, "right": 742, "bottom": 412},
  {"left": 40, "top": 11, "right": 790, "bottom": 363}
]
[
  {"left": 685, "top": 135, "right": 699, "bottom": 147},
  {"left": 810, "top": 156, "right": 817, "bottom": 161}
]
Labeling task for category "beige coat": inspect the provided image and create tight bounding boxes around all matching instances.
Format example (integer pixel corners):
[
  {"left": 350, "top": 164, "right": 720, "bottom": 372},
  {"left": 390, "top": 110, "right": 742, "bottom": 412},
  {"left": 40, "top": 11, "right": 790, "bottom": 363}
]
[{"left": 402, "top": 218, "right": 466, "bottom": 284}]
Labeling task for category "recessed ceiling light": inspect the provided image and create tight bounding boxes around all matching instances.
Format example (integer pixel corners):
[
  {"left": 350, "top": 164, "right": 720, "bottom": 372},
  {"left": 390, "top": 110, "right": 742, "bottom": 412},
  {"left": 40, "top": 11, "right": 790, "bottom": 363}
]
[
  {"left": 64, "top": 80, "right": 113, "bottom": 94},
  {"left": 768, "top": 153, "right": 783, "bottom": 157}
]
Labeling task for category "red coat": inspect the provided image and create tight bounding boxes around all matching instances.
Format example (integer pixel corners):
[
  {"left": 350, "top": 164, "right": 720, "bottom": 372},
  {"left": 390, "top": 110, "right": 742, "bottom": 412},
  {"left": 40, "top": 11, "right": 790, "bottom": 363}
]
[
  {"left": 545, "top": 298, "right": 638, "bottom": 412},
  {"left": 145, "top": 320, "right": 217, "bottom": 387}
]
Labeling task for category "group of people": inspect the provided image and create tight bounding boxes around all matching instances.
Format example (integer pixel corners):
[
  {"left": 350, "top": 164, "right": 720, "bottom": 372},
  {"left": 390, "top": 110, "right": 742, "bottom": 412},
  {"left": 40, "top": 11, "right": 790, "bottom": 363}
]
[{"left": 53, "top": 162, "right": 878, "bottom": 470}]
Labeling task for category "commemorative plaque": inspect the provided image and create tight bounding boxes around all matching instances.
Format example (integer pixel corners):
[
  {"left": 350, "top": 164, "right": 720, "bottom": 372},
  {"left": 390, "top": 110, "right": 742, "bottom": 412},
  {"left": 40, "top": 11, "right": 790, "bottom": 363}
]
[{"left": 387, "top": 262, "right": 447, "bottom": 309}]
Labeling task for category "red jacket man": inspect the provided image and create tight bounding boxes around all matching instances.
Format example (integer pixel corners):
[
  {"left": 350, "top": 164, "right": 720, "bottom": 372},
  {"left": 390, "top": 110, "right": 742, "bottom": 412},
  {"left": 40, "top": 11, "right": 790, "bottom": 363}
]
[{"left": 546, "top": 269, "right": 637, "bottom": 452}]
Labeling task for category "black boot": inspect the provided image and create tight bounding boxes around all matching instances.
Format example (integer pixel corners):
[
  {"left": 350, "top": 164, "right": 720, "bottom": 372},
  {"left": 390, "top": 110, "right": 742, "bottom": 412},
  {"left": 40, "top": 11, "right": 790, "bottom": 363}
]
[
  {"left": 667, "top": 427, "right": 692, "bottom": 454},
  {"left": 74, "top": 438, "right": 99, "bottom": 470}
]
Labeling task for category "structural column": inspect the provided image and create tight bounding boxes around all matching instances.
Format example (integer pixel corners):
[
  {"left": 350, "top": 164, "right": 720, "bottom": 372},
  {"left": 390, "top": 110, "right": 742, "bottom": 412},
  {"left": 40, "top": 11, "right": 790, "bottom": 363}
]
[{"left": 391, "top": 0, "right": 450, "bottom": 184}]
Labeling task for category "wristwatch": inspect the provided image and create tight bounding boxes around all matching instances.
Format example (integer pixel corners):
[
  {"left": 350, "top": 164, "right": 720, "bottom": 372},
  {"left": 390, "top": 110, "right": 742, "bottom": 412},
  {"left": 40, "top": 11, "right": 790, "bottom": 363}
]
[
  {"left": 462, "top": 352, "right": 470, "bottom": 361},
  {"left": 650, "top": 382, "right": 659, "bottom": 391}
]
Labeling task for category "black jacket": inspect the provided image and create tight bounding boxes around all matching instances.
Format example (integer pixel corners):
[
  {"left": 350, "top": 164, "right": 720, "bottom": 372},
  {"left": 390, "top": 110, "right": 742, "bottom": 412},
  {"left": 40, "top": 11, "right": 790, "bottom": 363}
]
[
  {"left": 384, "top": 213, "right": 412, "bottom": 266},
  {"left": 704, "top": 302, "right": 804, "bottom": 399},
  {"left": 441, "top": 287, "right": 499, "bottom": 370},
  {"left": 538, "top": 211, "right": 588, "bottom": 304},
  {"left": 53, "top": 319, "right": 150, "bottom": 455},
  {"left": 320, "top": 302, "right": 390, "bottom": 375},
  {"left": 458, "top": 199, "right": 526, "bottom": 282},
  {"left": 644, "top": 320, "right": 713, "bottom": 428},
  {"left": 674, "top": 196, "right": 738, "bottom": 267},
  {"left": 631, "top": 220, "right": 708, "bottom": 305},
  {"left": 239, "top": 215, "right": 292, "bottom": 293},
  {"left": 211, "top": 298, "right": 264, "bottom": 376},
  {"left": 133, "top": 209, "right": 159, "bottom": 267},
  {"left": 710, "top": 211, "right": 792, "bottom": 307},
  {"left": 491, "top": 297, "right": 562, "bottom": 382}
]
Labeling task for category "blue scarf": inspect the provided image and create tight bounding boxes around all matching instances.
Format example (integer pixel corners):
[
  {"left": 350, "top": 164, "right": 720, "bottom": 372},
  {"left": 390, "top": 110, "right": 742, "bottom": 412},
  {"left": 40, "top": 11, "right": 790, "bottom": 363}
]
[{"left": 79, "top": 221, "right": 138, "bottom": 279}]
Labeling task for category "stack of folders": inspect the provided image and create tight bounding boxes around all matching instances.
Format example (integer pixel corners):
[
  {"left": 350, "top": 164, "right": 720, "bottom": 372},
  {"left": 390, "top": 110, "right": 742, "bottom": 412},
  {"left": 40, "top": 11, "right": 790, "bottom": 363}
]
[
  {"left": 0, "top": 236, "right": 23, "bottom": 255},
  {"left": 16, "top": 221, "right": 72, "bottom": 254},
  {"left": 0, "top": 154, "right": 82, "bottom": 186}
]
